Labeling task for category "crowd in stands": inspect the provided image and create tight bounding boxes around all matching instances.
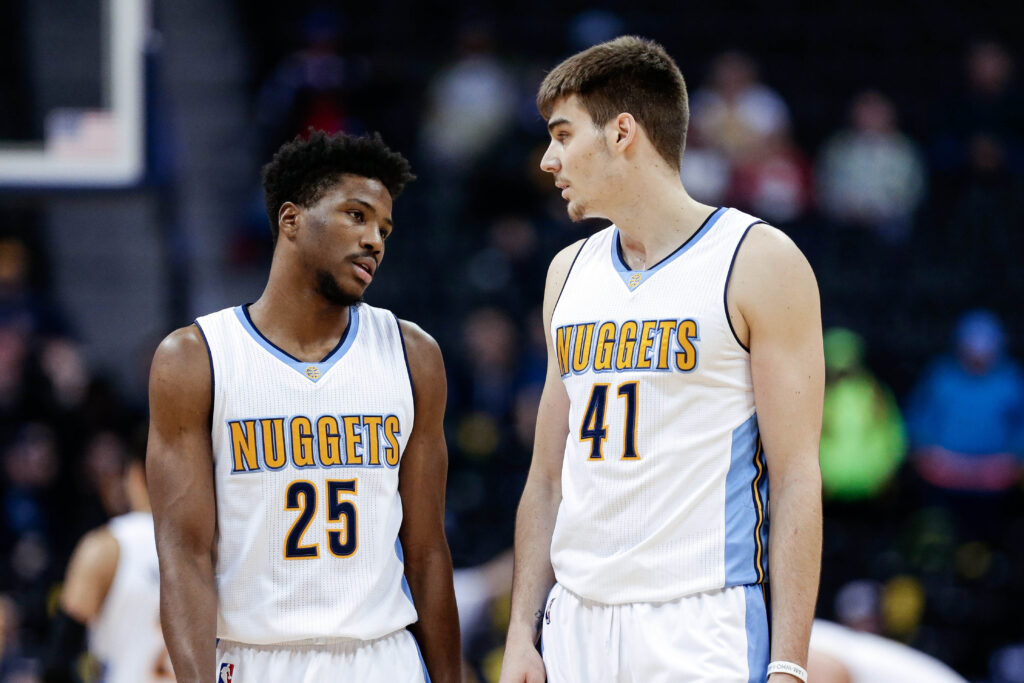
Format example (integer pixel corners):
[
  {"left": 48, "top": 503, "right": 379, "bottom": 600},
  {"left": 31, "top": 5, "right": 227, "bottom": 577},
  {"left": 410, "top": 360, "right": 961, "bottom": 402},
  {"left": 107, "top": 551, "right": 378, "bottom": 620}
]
[{"left": 2, "top": 3, "right": 1023, "bottom": 681}]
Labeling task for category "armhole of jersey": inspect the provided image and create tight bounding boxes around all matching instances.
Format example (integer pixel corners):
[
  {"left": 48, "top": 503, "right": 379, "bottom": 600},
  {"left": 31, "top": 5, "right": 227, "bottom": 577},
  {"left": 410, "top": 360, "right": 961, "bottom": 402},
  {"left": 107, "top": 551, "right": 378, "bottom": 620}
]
[
  {"left": 551, "top": 236, "right": 591, "bottom": 320},
  {"left": 192, "top": 320, "right": 216, "bottom": 430},
  {"left": 393, "top": 314, "right": 416, "bottom": 411},
  {"left": 723, "top": 222, "right": 764, "bottom": 353}
]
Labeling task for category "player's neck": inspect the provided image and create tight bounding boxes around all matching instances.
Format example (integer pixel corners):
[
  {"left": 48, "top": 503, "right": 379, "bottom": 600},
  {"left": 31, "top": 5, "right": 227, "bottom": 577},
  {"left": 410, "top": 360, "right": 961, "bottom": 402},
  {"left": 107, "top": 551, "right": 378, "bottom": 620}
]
[
  {"left": 248, "top": 269, "right": 353, "bottom": 362},
  {"left": 608, "top": 178, "right": 715, "bottom": 270}
]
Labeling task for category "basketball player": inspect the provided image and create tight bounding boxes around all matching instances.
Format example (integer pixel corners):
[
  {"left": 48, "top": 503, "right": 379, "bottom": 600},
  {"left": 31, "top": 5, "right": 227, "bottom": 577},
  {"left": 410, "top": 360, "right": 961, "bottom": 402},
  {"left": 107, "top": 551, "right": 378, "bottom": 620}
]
[
  {"left": 500, "top": 37, "right": 823, "bottom": 682},
  {"left": 808, "top": 620, "right": 966, "bottom": 683},
  {"left": 44, "top": 447, "right": 173, "bottom": 682},
  {"left": 147, "top": 131, "right": 460, "bottom": 681}
]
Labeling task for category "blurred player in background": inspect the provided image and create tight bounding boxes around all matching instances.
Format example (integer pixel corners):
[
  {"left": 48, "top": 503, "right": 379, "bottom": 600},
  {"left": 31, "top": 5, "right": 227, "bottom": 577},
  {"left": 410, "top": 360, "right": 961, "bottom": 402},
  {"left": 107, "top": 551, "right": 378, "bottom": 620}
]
[
  {"left": 808, "top": 620, "right": 966, "bottom": 683},
  {"left": 147, "top": 131, "right": 460, "bottom": 681},
  {"left": 501, "top": 37, "right": 823, "bottom": 683},
  {"left": 43, "top": 447, "right": 172, "bottom": 682}
]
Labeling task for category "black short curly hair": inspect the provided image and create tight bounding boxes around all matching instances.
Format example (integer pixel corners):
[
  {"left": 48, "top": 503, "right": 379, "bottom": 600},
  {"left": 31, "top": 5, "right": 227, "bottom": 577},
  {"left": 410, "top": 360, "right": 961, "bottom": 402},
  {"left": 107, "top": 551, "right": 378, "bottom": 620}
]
[{"left": 261, "top": 130, "right": 415, "bottom": 242}]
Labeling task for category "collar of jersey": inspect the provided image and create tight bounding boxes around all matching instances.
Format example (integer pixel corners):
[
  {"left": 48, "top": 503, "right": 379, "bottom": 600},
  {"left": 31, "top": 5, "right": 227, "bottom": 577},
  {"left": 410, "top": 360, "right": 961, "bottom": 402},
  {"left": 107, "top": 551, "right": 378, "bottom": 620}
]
[
  {"left": 233, "top": 303, "right": 360, "bottom": 383},
  {"left": 611, "top": 206, "right": 726, "bottom": 291}
]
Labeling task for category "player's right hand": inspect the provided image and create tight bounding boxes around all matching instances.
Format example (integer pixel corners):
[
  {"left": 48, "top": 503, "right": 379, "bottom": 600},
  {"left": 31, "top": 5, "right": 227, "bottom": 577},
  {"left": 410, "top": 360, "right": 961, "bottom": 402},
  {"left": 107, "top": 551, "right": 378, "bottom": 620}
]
[{"left": 497, "top": 639, "right": 546, "bottom": 683}]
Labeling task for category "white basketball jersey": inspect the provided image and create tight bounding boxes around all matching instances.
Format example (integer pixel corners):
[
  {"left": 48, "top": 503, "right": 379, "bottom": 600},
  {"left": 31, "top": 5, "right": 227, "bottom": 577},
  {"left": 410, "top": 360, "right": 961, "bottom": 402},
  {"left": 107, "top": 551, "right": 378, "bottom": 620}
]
[
  {"left": 89, "top": 512, "right": 173, "bottom": 682},
  {"left": 549, "top": 207, "right": 769, "bottom": 604},
  {"left": 195, "top": 303, "right": 418, "bottom": 644}
]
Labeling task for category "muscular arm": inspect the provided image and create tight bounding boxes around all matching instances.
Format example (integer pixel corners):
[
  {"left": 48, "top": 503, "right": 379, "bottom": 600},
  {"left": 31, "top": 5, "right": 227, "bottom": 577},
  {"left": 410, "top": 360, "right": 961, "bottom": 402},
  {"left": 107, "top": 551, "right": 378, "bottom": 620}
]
[
  {"left": 500, "top": 241, "right": 582, "bottom": 683},
  {"left": 147, "top": 325, "right": 217, "bottom": 681},
  {"left": 397, "top": 321, "right": 461, "bottom": 683},
  {"left": 731, "top": 225, "right": 824, "bottom": 681}
]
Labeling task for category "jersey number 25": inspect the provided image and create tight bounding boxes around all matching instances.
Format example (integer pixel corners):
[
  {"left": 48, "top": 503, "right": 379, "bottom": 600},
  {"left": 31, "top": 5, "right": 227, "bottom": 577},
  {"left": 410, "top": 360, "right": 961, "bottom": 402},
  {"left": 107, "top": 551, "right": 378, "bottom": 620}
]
[{"left": 283, "top": 479, "right": 358, "bottom": 559}]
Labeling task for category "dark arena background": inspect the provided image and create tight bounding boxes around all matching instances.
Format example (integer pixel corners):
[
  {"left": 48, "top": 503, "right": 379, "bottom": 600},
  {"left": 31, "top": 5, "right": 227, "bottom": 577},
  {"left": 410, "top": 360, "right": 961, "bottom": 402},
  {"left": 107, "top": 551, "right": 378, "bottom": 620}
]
[{"left": 1, "top": 0, "right": 1023, "bottom": 680}]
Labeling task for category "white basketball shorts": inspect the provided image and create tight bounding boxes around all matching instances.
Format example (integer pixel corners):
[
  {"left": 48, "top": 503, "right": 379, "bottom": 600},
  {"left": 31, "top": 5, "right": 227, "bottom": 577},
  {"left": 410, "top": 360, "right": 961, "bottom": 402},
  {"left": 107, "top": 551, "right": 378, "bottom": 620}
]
[
  {"left": 215, "top": 629, "right": 429, "bottom": 682},
  {"left": 541, "top": 582, "right": 769, "bottom": 683}
]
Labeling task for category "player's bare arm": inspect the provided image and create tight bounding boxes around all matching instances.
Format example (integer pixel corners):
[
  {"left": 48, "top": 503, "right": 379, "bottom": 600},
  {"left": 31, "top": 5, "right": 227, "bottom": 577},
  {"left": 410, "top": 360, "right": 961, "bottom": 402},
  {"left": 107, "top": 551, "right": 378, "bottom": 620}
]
[
  {"left": 397, "top": 320, "right": 461, "bottom": 683},
  {"left": 147, "top": 324, "right": 217, "bottom": 681},
  {"left": 729, "top": 224, "right": 824, "bottom": 682},
  {"left": 60, "top": 527, "right": 119, "bottom": 622},
  {"left": 499, "top": 240, "right": 584, "bottom": 683}
]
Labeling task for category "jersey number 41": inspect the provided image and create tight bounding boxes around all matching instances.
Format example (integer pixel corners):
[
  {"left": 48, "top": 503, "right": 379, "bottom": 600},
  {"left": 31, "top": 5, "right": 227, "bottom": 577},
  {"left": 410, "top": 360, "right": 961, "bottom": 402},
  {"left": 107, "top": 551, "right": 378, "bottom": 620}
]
[{"left": 580, "top": 381, "right": 639, "bottom": 460}]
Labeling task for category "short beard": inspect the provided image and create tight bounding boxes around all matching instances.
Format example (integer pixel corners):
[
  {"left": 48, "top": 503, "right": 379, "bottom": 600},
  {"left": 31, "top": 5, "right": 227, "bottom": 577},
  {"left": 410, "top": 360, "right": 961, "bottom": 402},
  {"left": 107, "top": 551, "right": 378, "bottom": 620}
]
[
  {"left": 568, "top": 200, "right": 587, "bottom": 222},
  {"left": 315, "top": 269, "right": 363, "bottom": 307}
]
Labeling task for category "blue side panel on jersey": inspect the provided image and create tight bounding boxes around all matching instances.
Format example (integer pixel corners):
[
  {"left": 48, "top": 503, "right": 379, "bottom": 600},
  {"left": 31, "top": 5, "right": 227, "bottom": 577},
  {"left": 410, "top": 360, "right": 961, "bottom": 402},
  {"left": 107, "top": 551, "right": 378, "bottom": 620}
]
[
  {"left": 610, "top": 206, "right": 726, "bottom": 290},
  {"left": 233, "top": 304, "right": 360, "bottom": 382},
  {"left": 743, "top": 584, "right": 770, "bottom": 683},
  {"left": 412, "top": 635, "right": 432, "bottom": 683},
  {"left": 395, "top": 538, "right": 415, "bottom": 606},
  {"left": 724, "top": 413, "right": 760, "bottom": 585}
]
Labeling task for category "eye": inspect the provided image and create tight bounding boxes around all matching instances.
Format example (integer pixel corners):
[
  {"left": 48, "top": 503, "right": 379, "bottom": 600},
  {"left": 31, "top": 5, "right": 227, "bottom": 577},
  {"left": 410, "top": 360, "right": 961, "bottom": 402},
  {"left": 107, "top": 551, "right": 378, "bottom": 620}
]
[
  {"left": 347, "top": 210, "right": 365, "bottom": 223},
  {"left": 379, "top": 228, "right": 391, "bottom": 241}
]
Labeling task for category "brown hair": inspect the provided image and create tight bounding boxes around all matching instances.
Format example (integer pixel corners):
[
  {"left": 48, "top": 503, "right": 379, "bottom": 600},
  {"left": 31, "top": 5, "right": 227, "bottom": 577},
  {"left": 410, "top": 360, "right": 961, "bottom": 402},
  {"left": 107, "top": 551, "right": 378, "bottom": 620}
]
[{"left": 537, "top": 36, "right": 689, "bottom": 169}]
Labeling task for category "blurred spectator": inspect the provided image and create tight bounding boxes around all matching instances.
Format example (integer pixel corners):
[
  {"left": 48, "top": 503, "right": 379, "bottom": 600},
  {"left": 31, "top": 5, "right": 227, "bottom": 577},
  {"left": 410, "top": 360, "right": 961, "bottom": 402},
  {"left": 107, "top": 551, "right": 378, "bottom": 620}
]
[
  {"left": 727, "top": 129, "right": 812, "bottom": 224},
  {"left": 690, "top": 51, "right": 791, "bottom": 163},
  {"left": 820, "top": 328, "right": 906, "bottom": 501},
  {"left": 907, "top": 310, "right": 1024, "bottom": 493},
  {"left": 817, "top": 91, "right": 926, "bottom": 243},
  {"left": 936, "top": 41, "right": 1024, "bottom": 175},
  {"left": 679, "top": 124, "right": 730, "bottom": 206},
  {"left": 255, "top": 8, "right": 370, "bottom": 155},
  {"left": 420, "top": 24, "right": 516, "bottom": 174}
]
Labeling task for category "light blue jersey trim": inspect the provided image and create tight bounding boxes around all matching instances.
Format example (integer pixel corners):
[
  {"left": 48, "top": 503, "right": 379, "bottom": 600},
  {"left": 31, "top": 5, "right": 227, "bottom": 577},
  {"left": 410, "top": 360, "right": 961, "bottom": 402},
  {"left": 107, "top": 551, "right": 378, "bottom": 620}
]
[
  {"left": 412, "top": 634, "right": 431, "bottom": 683},
  {"left": 233, "top": 304, "right": 360, "bottom": 382},
  {"left": 724, "top": 413, "right": 769, "bottom": 585},
  {"left": 394, "top": 538, "right": 415, "bottom": 606},
  {"left": 743, "top": 584, "right": 770, "bottom": 683},
  {"left": 610, "top": 206, "right": 726, "bottom": 290}
]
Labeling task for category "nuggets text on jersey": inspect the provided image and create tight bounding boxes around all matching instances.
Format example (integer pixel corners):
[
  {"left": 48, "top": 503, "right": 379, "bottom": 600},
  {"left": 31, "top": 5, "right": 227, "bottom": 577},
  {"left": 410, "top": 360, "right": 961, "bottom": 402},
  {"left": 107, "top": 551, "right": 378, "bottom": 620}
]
[
  {"left": 228, "top": 414, "right": 403, "bottom": 473},
  {"left": 555, "top": 318, "right": 699, "bottom": 376}
]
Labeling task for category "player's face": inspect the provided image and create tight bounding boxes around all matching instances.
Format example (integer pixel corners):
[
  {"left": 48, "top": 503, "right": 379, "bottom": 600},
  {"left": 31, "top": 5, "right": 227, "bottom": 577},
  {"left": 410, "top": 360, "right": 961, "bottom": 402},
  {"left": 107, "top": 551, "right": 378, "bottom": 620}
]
[
  {"left": 540, "top": 95, "right": 613, "bottom": 222},
  {"left": 298, "top": 174, "right": 393, "bottom": 306}
]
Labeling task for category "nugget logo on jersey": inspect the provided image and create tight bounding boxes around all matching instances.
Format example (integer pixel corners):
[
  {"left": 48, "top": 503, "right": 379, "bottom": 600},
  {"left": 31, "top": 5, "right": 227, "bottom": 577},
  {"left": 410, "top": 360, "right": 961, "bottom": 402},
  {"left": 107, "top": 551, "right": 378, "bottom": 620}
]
[
  {"left": 555, "top": 318, "right": 699, "bottom": 376},
  {"left": 227, "top": 414, "right": 403, "bottom": 473}
]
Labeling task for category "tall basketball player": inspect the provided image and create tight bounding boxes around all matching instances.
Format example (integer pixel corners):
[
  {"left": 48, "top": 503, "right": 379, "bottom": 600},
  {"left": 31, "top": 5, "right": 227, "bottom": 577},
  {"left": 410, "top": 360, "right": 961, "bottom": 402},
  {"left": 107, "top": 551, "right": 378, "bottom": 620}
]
[
  {"left": 500, "top": 38, "right": 823, "bottom": 683},
  {"left": 45, "top": 447, "right": 173, "bottom": 682},
  {"left": 147, "top": 131, "right": 460, "bottom": 681}
]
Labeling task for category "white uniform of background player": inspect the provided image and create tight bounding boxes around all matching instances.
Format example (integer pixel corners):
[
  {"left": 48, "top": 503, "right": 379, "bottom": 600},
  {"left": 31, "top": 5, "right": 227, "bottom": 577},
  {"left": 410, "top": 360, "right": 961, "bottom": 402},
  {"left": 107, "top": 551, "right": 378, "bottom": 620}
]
[
  {"left": 809, "top": 620, "right": 967, "bottom": 683},
  {"left": 542, "top": 207, "right": 771, "bottom": 682},
  {"left": 54, "top": 453, "right": 173, "bottom": 682},
  {"left": 89, "top": 512, "right": 173, "bottom": 682},
  {"left": 195, "top": 303, "right": 427, "bottom": 681}
]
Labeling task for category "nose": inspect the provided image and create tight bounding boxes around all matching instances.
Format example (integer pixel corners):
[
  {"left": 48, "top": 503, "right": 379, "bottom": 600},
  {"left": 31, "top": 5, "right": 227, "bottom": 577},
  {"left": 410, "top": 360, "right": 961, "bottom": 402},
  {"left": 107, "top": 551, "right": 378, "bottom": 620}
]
[
  {"left": 360, "top": 224, "right": 384, "bottom": 255},
  {"left": 540, "top": 141, "right": 560, "bottom": 174}
]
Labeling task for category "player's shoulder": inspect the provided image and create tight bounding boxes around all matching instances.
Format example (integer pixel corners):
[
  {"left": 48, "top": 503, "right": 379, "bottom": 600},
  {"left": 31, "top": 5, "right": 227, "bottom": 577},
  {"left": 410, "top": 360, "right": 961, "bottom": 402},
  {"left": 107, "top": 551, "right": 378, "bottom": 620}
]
[
  {"left": 67, "top": 524, "right": 120, "bottom": 580},
  {"left": 544, "top": 237, "right": 589, "bottom": 296},
  {"left": 151, "top": 324, "right": 210, "bottom": 379},
  {"left": 734, "top": 221, "right": 816, "bottom": 289},
  {"left": 396, "top": 318, "right": 444, "bottom": 379}
]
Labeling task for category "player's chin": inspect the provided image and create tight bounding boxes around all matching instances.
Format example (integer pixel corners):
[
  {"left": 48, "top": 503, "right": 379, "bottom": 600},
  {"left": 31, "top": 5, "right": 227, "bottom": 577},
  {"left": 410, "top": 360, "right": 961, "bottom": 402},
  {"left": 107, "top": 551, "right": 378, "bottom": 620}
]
[{"left": 567, "top": 200, "right": 588, "bottom": 223}]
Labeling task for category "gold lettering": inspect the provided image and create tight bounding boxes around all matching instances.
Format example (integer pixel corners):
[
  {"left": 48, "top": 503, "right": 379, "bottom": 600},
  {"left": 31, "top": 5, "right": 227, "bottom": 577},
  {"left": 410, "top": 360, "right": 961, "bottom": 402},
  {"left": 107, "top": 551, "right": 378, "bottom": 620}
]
[{"left": 594, "top": 322, "right": 617, "bottom": 371}]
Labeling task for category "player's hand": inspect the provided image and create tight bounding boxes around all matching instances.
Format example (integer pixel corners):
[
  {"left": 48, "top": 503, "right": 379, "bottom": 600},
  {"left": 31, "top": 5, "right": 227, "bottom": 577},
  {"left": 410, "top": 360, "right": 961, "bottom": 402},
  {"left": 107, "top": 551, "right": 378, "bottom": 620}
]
[{"left": 498, "top": 638, "right": 546, "bottom": 683}]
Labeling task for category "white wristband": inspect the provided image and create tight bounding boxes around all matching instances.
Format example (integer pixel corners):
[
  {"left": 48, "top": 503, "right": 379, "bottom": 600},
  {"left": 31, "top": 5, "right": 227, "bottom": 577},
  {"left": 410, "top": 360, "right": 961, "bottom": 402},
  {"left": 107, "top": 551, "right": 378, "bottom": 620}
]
[{"left": 767, "top": 661, "right": 808, "bottom": 682}]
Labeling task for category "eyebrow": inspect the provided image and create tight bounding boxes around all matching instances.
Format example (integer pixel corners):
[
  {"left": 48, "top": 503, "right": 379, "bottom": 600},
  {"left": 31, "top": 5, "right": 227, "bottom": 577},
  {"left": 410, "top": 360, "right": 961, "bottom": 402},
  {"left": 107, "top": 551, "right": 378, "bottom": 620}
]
[
  {"left": 348, "top": 198, "right": 393, "bottom": 229},
  {"left": 547, "top": 117, "right": 571, "bottom": 133}
]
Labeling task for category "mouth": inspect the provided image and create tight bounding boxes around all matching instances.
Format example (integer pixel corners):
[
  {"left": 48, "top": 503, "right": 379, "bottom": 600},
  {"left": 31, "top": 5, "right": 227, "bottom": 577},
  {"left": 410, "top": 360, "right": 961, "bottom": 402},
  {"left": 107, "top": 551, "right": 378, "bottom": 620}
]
[{"left": 350, "top": 257, "right": 376, "bottom": 284}]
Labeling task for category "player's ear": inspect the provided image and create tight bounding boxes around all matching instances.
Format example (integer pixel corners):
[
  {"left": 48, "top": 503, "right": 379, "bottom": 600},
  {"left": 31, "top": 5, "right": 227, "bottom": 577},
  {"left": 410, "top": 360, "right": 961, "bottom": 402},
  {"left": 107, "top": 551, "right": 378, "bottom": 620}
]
[
  {"left": 611, "top": 113, "right": 637, "bottom": 153},
  {"left": 278, "top": 202, "right": 301, "bottom": 240}
]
